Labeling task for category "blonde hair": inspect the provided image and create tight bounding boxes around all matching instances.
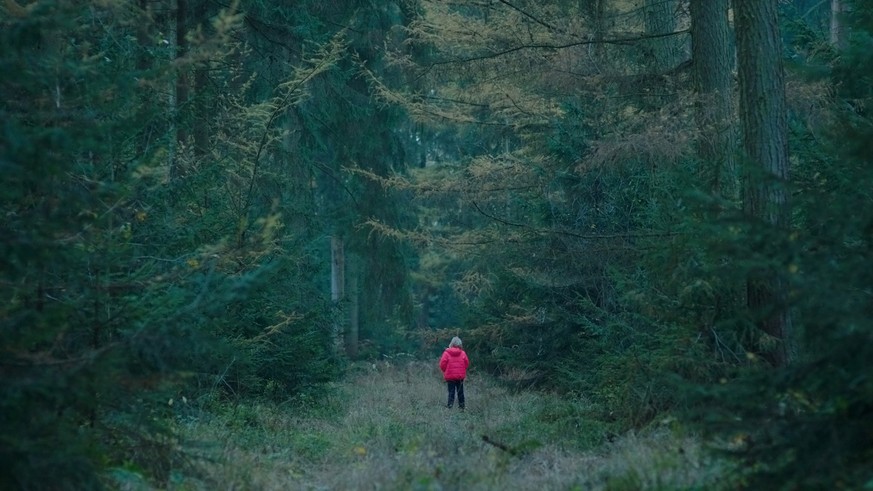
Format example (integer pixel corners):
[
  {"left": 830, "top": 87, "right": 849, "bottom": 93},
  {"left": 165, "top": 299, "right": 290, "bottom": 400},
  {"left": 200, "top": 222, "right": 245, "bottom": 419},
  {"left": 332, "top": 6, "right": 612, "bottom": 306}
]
[{"left": 449, "top": 336, "right": 463, "bottom": 348}]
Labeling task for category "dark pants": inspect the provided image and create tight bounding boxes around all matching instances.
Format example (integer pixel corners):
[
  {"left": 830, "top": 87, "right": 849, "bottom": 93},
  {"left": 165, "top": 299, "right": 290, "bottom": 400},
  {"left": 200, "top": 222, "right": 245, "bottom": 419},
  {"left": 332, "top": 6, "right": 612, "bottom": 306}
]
[{"left": 446, "top": 379, "right": 465, "bottom": 408}]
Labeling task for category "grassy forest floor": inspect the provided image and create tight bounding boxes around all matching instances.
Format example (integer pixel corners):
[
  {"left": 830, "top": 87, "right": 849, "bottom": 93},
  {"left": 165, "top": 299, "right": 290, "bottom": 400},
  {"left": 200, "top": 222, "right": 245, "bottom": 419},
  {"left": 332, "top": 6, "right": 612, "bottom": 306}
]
[{"left": 169, "top": 361, "right": 735, "bottom": 490}]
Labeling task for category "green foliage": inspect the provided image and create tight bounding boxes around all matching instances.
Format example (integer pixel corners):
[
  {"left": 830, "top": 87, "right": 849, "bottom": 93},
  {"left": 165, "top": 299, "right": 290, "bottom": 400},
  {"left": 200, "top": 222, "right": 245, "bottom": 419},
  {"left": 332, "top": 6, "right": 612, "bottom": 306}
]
[
  {"left": 678, "top": 4, "right": 873, "bottom": 489},
  {"left": 239, "top": 0, "right": 418, "bottom": 353},
  {"left": 176, "top": 362, "right": 729, "bottom": 489},
  {"left": 392, "top": 10, "right": 870, "bottom": 491},
  {"left": 0, "top": 1, "right": 345, "bottom": 487},
  {"left": 391, "top": 0, "right": 703, "bottom": 433},
  {"left": 7, "top": 0, "right": 871, "bottom": 487},
  {"left": 1, "top": 3, "right": 191, "bottom": 486}
]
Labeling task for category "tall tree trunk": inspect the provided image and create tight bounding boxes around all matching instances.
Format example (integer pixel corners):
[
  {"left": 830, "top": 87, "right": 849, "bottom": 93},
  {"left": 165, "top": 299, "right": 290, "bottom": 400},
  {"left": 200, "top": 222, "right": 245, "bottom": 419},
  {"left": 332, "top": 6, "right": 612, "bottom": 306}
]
[
  {"left": 174, "top": 0, "right": 189, "bottom": 177},
  {"left": 831, "top": 0, "right": 846, "bottom": 49},
  {"left": 347, "top": 254, "right": 360, "bottom": 359},
  {"left": 690, "top": 0, "right": 736, "bottom": 197},
  {"left": 192, "top": 0, "right": 209, "bottom": 161},
  {"left": 330, "top": 236, "right": 345, "bottom": 353},
  {"left": 735, "top": 0, "right": 793, "bottom": 367},
  {"left": 136, "top": 0, "right": 156, "bottom": 158},
  {"left": 643, "top": 0, "right": 680, "bottom": 72},
  {"left": 174, "top": 0, "right": 211, "bottom": 176},
  {"left": 587, "top": 0, "right": 607, "bottom": 68}
]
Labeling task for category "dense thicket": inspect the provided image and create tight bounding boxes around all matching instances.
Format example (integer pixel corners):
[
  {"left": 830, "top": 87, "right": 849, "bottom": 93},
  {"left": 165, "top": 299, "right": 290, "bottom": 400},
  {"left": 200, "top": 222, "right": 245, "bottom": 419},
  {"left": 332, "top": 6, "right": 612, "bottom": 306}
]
[
  {"left": 383, "top": 0, "right": 872, "bottom": 487},
  {"left": 0, "top": 0, "right": 414, "bottom": 487},
  {"left": 2, "top": 0, "right": 871, "bottom": 488},
  {"left": 0, "top": 4, "right": 240, "bottom": 487},
  {"left": 701, "top": 3, "right": 873, "bottom": 487},
  {"left": 384, "top": 0, "right": 717, "bottom": 420}
]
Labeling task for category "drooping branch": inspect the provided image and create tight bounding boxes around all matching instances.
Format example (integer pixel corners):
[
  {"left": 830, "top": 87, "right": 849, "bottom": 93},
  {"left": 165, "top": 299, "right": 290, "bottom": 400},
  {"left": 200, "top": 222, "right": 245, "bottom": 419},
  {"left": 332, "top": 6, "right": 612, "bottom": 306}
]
[{"left": 241, "top": 32, "right": 346, "bottom": 222}]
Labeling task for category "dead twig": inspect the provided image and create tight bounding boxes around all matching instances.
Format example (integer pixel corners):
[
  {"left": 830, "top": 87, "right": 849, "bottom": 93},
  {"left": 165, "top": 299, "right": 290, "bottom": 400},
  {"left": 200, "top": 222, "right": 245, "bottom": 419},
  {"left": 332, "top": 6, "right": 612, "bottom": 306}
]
[{"left": 481, "top": 435, "right": 517, "bottom": 455}]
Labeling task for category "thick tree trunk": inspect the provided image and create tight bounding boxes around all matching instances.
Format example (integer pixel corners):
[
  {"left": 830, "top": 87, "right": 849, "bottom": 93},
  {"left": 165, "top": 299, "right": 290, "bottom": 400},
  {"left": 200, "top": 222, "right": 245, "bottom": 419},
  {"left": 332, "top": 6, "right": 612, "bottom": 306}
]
[
  {"left": 735, "top": 0, "right": 793, "bottom": 367},
  {"left": 643, "top": 0, "right": 680, "bottom": 72},
  {"left": 690, "top": 0, "right": 736, "bottom": 197}
]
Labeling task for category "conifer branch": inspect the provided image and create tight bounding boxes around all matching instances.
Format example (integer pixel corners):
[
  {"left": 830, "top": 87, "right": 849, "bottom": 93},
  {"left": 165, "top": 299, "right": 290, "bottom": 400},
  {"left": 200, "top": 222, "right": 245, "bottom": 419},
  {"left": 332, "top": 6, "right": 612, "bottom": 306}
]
[
  {"left": 241, "top": 32, "right": 346, "bottom": 225},
  {"left": 470, "top": 200, "right": 679, "bottom": 240}
]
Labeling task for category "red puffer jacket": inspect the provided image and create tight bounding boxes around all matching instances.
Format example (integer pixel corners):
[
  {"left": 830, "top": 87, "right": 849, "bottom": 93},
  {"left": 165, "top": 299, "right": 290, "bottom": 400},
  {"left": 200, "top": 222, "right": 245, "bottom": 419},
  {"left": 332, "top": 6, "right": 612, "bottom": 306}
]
[{"left": 439, "top": 347, "right": 470, "bottom": 381}]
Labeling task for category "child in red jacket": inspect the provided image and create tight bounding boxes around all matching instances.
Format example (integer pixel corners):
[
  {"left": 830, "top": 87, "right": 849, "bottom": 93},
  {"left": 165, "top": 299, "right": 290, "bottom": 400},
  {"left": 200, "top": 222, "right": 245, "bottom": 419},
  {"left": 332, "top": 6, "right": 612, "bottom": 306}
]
[{"left": 439, "top": 336, "right": 470, "bottom": 410}]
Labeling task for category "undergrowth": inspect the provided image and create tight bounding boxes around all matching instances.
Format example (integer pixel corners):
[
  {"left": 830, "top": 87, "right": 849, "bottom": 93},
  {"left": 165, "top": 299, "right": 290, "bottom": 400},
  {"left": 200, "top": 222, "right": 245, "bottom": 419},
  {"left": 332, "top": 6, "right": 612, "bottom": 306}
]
[{"left": 158, "top": 360, "right": 734, "bottom": 490}]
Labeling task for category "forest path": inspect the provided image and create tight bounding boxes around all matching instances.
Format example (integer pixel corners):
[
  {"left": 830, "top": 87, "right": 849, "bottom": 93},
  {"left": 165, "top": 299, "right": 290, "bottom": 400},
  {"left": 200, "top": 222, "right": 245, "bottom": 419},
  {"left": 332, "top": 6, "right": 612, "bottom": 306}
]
[{"left": 183, "top": 361, "right": 724, "bottom": 490}]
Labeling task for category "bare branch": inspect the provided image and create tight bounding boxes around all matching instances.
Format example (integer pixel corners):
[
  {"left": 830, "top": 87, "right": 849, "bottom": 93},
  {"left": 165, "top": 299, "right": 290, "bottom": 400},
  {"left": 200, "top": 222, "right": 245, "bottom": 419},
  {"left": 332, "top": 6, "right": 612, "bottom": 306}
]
[
  {"left": 428, "top": 29, "right": 690, "bottom": 66},
  {"left": 496, "top": 0, "right": 557, "bottom": 32},
  {"left": 481, "top": 435, "right": 518, "bottom": 455}
]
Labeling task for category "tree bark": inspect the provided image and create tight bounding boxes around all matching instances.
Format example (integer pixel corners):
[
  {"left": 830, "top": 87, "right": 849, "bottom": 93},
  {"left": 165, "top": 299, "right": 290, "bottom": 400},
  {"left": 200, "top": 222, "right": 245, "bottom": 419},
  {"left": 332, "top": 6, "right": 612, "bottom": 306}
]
[
  {"left": 347, "top": 254, "right": 360, "bottom": 358},
  {"left": 192, "top": 0, "right": 209, "bottom": 161},
  {"left": 735, "top": 0, "right": 793, "bottom": 367},
  {"left": 330, "top": 236, "right": 345, "bottom": 353},
  {"left": 136, "top": 0, "right": 157, "bottom": 158},
  {"left": 690, "top": 0, "right": 736, "bottom": 197},
  {"left": 588, "top": 0, "right": 607, "bottom": 67},
  {"left": 643, "top": 0, "right": 680, "bottom": 72},
  {"left": 830, "top": 0, "right": 845, "bottom": 49},
  {"left": 175, "top": 0, "right": 189, "bottom": 170}
]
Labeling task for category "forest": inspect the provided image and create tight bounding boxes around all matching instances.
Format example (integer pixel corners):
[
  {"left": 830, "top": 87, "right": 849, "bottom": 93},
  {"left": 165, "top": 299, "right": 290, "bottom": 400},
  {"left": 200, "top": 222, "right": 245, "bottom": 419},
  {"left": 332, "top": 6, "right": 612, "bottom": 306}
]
[{"left": 1, "top": 0, "right": 871, "bottom": 489}]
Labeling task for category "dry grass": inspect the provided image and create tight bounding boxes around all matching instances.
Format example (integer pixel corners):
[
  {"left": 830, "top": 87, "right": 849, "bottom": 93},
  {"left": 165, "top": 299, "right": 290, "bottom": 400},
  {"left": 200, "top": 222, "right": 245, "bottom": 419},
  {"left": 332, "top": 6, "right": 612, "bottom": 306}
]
[{"left": 172, "top": 361, "right": 733, "bottom": 490}]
